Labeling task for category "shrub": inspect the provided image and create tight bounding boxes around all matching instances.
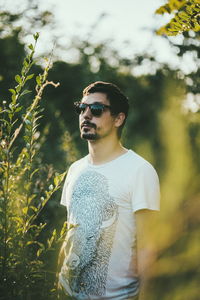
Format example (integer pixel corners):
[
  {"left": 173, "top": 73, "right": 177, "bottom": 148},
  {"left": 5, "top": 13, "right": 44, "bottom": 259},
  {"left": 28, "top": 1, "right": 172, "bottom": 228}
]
[{"left": 0, "top": 33, "right": 67, "bottom": 300}]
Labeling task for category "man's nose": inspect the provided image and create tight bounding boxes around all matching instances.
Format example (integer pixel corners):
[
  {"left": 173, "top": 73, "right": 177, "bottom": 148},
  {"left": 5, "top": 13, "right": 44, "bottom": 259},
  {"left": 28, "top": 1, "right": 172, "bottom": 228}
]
[{"left": 82, "top": 106, "right": 92, "bottom": 119}]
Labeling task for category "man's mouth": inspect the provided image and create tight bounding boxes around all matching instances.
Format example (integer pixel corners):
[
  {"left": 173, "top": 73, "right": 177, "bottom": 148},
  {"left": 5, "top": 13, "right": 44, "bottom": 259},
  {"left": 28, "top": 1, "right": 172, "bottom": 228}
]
[
  {"left": 81, "top": 121, "right": 96, "bottom": 129},
  {"left": 80, "top": 121, "right": 97, "bottom": 140}
]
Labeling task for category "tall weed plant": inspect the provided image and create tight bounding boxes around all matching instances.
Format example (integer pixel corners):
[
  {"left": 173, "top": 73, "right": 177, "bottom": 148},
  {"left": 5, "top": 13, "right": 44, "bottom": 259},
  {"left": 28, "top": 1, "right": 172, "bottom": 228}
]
[{"left": 0, "top": 34, "right": 67, "bottom": 300}]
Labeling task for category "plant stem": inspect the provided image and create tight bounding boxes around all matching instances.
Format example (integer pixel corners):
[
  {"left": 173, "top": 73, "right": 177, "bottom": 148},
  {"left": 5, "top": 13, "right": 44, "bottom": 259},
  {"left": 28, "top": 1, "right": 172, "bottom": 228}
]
[{"left": 2, "top": 149, "right": 10, "bottom": 280}]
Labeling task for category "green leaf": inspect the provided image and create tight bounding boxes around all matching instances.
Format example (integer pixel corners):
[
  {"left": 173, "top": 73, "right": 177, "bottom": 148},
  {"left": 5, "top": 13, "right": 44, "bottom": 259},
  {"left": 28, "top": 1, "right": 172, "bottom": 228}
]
[
  {"left": 26, "top": 241, "right": 36, "bottom": 246},
  {"left": 16, "top": 85, "right": 21, "bottom": 93},
  {"left": 30, "top": 206, "right": 38, "bottom": 213},
  {"left": 53, "top": 175, "right": 59, "bottom": 186},
  {"left": 34, "top": 32, "right": 39, "bottom": 41},
  {"left": 15, "top": 75, "right": 22, "bottom": 84},
  {"left": 25, "top": 119, "right": 32, "bottom": 125},
  {"left": 23, "top": 59, "right": 28, "bottom": 68},
  {"left": 36, "top": 75, "right": 41, "bottom": 86},
  {"left": 15, "top": 106, "right": 23, "bottom": 113},
  {"left": 178, "top": 11, "right": 189, "bottom": 20},
  {"left": 12, "top": 216, "right": 24, "bottom": 225},
  {"left": 26, "top": 74, "right": 35, "bottom": 81},
  {"left": 9, "top": 89, "right": 16, "bottom": 95},
  {"left": 30, "top": 168, "right": 40, "bottom": 179},
  {"left": 37, "top": 243, "right": 45, "bottom": 257},
  {"left": 155, "top": 4, "right": 171, "bottom": 14},
  {"left": 22, "top": 207, "right": 28, "bottom": 214},
  {"left": 24, "top": 149, "right": 30, "bottom": 159},
  {"left": 28, "top": 44, "right": 34, "bottom": 50},
  {"left": 47, "top": 229, "right": 57, "bottom": 248},
  {"left": 6, "top": 237, "right": 12, "bottom": 244},
  {"left": 8, "top": 113, "right": 13, "bottom": 120},
  {"left": 60, "top": 221, "right": 68, "bottom": 237},
  {"left": 20, "top": 89, "right": 32, "bottom": 97}
]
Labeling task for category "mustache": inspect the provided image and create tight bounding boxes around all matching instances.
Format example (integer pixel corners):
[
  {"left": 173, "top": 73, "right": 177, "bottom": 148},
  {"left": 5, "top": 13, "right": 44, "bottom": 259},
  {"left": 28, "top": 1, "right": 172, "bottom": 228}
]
[{"left": 81, "top": 121, "right": 96, "bottom": 129}]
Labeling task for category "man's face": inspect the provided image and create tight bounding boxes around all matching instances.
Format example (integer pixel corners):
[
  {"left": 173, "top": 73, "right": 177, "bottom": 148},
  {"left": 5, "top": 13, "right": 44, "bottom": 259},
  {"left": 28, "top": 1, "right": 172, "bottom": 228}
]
[{"left": 79, "top": 92, "right": 117, "bottom": 141}]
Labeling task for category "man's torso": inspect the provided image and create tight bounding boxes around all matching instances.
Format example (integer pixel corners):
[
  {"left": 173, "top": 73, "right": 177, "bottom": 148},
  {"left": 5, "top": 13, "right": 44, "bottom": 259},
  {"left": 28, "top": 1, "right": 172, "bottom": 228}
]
[{"left": 59, "top": 150, "right": 159, "bottom": 300}]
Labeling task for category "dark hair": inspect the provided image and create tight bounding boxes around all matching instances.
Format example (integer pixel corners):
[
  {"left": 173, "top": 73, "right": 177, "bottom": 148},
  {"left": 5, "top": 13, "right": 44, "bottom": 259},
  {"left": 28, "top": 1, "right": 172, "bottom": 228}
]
[{"left": 83, "top": 81, "right": 129, "bottom": 138}]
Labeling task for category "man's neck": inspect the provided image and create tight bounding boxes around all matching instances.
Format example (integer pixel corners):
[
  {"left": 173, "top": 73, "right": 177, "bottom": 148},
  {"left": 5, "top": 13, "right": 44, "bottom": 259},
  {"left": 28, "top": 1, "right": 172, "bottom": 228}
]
[{"left": 88, "top": 137, "right": 128, "bottom": 165}]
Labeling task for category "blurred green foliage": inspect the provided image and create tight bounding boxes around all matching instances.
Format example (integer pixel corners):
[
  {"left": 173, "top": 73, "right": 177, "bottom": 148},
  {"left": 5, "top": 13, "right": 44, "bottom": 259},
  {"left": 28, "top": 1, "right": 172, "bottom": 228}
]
[{"left": 0, "top": 2, "right": 200, "bottom": 299}]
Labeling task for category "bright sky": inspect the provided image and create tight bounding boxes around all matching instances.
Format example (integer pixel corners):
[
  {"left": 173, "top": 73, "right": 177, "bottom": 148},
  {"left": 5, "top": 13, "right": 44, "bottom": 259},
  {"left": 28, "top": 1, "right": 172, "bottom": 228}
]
[
  {"left": 44, "top": 0, "right": 165, "bottom": 50},
  {"left": 2, "top": 0, "right": 198, "bottom": 74},
  {"left": 38, "top": 0, "right": 175, "bottom": 62}
]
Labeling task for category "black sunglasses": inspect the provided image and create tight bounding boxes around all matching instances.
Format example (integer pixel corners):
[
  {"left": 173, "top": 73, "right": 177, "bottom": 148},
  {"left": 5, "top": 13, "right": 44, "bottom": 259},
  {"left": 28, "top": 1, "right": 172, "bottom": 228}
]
[{"left": 74, "top": 102, "right": 111, "bottom": 117}]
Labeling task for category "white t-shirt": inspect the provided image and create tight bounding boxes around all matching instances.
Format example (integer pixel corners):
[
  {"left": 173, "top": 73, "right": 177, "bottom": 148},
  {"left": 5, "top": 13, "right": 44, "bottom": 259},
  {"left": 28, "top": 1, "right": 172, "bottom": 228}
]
[{"left": 59, "top": 149, "right": 160, "bottom": 300}]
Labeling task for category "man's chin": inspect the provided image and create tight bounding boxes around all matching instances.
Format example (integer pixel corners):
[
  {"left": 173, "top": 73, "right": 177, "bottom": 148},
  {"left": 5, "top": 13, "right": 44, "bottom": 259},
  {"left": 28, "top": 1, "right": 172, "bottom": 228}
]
[{"left": 81, "top": 133, "right": 97, "bottom": 140}]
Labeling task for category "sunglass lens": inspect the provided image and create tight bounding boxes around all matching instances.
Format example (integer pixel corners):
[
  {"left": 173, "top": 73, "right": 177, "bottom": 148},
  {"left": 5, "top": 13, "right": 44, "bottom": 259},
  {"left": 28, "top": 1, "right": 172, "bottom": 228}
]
[
  {"left": 79, "top": 103, "right": 87, "bottom": 113},
  {"left": 74, "top": 103, "right": 105, "bottom": 116},
  {"left": 90, "top": 104, "right": 103, "bottom": 116}
]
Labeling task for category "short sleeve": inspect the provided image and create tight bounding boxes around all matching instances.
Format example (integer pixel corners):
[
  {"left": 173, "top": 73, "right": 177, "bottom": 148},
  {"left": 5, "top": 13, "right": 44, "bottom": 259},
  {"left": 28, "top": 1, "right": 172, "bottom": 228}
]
[
  {"left": 60, "top": 166, "right": 72, "bottom": 206},
  {"left": 131, "top": 162, "right": 160, "bottom": 212}
]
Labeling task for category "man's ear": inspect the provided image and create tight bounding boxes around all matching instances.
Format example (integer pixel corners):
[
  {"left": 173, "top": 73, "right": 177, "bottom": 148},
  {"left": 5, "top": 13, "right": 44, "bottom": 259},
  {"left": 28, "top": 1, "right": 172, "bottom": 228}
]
[{"left": 114, "top": 112, "right": 125, "bottom": 128}]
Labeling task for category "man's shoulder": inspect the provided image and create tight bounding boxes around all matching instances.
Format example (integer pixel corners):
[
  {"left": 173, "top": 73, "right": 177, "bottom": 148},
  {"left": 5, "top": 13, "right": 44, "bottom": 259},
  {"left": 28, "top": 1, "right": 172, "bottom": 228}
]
[
  {"left": 124, "top": 149, "right": 151, "bottom": 167},
  {"left": 123, "top": 150, "right": 158, "bottom": 176},
  {"left": 68, "top": 155, "right": 88, "bottom": 172}
]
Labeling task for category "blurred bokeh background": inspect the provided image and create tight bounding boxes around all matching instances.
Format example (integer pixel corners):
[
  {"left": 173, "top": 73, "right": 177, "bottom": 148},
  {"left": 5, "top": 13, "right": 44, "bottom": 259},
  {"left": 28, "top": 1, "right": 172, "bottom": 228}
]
[{"left": 0, "top": 0, "right": 200, "bottom": 299}]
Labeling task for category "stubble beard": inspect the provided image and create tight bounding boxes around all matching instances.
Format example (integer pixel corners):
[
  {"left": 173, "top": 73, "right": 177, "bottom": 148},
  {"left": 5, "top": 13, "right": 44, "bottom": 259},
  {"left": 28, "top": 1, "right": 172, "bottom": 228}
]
[
  {"left": 81, "top": 131, "right": 98, "bottom": 140},
  {"left": 82, "top": 134, "right": 96, "bottom": 140},
  {"left": 80, "top": 121, "right": 99, "bottom": 141}
]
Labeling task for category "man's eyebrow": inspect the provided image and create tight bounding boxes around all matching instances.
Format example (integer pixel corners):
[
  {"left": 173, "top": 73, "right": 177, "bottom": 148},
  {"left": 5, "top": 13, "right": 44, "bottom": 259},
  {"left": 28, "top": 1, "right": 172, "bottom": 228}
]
[{"left": 91, "top": 101, "right": 104, "bottom": 105}]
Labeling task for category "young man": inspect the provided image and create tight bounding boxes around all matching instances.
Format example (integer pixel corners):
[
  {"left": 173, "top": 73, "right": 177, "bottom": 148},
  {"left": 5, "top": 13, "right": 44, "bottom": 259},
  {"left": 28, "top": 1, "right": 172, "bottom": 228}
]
[{"left": 58, "top": 81, "right": 160, "bottom": 300}]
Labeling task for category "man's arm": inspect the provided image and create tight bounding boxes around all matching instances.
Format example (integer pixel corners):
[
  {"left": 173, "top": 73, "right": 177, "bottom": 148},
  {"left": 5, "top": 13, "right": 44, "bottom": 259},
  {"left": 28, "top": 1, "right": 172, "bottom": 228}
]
[{"left": 135, "top": 209, "right": 159, "bottom": 300}]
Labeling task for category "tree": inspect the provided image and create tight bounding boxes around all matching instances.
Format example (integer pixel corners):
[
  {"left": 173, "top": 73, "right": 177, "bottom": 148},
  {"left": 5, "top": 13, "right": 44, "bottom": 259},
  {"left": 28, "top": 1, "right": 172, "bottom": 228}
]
[{"left": 156, "top": 0, "right": 200, "bottom": 36}]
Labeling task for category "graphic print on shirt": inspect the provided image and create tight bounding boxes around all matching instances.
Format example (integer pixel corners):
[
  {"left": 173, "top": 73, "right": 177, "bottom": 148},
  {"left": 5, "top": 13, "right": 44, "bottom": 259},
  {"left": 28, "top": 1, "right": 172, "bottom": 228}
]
[{"left": 60, "top": 170, "right": 118, "bottom": 297}]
